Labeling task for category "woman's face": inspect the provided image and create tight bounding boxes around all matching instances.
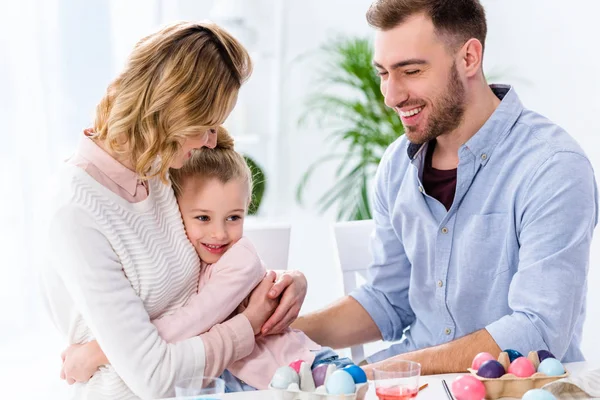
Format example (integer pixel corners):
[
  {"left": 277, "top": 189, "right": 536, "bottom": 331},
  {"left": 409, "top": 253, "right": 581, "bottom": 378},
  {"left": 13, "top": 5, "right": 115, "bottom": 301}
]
[
  {"left": 171, "top": 128, "right": 218, "bottom": 169},
  {"left": 171, "top": 94, "right": 238, "bottom": 169}
]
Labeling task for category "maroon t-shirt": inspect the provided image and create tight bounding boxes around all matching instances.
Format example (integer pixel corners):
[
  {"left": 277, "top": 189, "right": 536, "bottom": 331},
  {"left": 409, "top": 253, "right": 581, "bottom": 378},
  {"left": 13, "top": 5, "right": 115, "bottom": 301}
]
[{"left": 422, "top": 140, "right": 457, "bottom": 211}]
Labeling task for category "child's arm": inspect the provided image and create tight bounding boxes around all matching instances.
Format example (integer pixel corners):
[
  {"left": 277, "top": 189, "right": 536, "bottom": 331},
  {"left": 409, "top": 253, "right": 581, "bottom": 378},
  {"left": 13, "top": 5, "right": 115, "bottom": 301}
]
[{"left": 153, "top": 237, "right": 266, "bottom": 343}]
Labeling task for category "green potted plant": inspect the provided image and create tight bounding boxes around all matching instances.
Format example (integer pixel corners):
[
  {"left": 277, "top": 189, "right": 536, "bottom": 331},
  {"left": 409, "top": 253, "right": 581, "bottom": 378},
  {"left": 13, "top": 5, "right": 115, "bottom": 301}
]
[
  {"left": 244, "top": 154, "right": 266, "bottom": 215},
  {"left": 296, "top": 37, "right": 405, "bottom": 221}
]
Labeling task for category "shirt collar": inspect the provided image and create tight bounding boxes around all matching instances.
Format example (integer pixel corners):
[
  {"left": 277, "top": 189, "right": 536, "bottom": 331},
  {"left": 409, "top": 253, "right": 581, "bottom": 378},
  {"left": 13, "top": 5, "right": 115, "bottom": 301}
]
[
  {"left": 407, "top": 84, "right": 524, "bottom": 164},
  {"left": 76, "top": 130, "right": 141, "bottom": 197}
]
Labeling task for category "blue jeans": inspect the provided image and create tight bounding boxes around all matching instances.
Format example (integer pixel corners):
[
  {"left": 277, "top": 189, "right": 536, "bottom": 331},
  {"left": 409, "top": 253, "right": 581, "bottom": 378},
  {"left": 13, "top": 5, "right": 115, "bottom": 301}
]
[{"left": 221, "top": 347, "right": 354, "bottom": 392}]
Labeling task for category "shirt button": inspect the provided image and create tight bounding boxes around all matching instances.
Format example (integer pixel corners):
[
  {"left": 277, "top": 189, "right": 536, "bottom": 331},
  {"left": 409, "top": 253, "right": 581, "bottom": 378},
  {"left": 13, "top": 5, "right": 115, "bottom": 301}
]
[
  {"left": 418, "top": 186, "right": 424, "bottom": 193},
  {"left": 481, "top": 153, "right": 488, "bottom": 161},
  {"left": 445, "top": 327, "right": 452, "bottom": 335},
  {"left": 437, "top": 280, "right": 444, "bottom": 288},
  {"left": 441, "top": 227, "right": 449, "bottom": 234}
]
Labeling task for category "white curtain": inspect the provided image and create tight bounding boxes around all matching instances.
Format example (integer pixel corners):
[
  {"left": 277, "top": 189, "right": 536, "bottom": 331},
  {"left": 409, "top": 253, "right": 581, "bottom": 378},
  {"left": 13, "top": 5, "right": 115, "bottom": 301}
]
[{"left": 0, "top": 0, "right": 164, "bottom": 395}]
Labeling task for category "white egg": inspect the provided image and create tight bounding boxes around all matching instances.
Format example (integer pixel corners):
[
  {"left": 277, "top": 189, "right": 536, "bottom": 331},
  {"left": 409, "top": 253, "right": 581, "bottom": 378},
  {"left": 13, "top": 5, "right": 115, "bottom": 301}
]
[
  {"left": 325, "top": 370, "right": 356, "bottom": 395},
  {"left": 270, "top": 366, "right": 300, "bottom": 389}
]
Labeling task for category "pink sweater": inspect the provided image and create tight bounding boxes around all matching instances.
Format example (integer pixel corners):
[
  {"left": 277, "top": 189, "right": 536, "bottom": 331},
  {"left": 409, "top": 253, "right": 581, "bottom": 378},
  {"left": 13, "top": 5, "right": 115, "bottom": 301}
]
[{"left": 154, "top": 237, "right": 321, "bottom": 389}]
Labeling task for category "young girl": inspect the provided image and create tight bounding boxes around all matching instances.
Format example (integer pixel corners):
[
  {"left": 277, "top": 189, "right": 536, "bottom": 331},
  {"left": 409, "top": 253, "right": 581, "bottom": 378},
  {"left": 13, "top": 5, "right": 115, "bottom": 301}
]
[
  {"left": 62, "top": 127, "right": 353, "bottom": 391},
  {"left": 44, "top": 22, "right": 307, "bottom": 400}
]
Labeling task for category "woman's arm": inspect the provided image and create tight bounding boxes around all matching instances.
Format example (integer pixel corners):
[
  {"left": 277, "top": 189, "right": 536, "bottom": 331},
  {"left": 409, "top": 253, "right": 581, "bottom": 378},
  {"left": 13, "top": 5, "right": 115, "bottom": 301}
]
[{"left": 49, "top": 206, "right": 257, "bottom": 398}]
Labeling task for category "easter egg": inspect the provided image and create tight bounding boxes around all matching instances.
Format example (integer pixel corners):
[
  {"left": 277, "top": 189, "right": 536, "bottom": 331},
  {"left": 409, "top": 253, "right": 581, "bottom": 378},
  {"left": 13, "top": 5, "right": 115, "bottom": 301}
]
[
  {"left": 270, "top": 366, "right": 300, "bottom": 389},
  {"left": 498, "top": 352, "right": 511, "bottom": 371},
  {"left": 342, "top": 364, "right": 367, "bottom": 384},
  {"left": 471, "top": 352, "right": 496, "bottom": 370},
  {"left": 522, "top": 389, "right": 557, "bottom": 400},
  {"left": 537, "top": 358, "right": 565, "bottom": 376},
  {"left": 537, "top": 350, "right": 556, "bottom": 363},
  {"left": 477, "top": 360, "right": 505, "bottom": 378},
  {"left": 508, "top": 357, "right": 536, "bottom": 378},
  {"left": 312, "top": 364, "right": 329, "bottom": 387},
  {"left": 504, "top": 349, "right": 524, "bottom": 363},
  {"left": 326, "top": 370, "right": 356, "bottom": 395},
  {"left": 451, "top": 375, "right": 487, "bottom": 400},
  {"left": 289, "top": 359, "right": 304, "bottom": 373}
]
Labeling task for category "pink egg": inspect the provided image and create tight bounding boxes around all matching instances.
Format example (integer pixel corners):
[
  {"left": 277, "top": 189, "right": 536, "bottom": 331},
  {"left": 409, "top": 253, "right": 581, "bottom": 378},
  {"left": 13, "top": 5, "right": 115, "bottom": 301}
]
[
  {"left": 451, "top": 375, "right": 486, "bottom": 400},
  {"left": 471, "top": 352, "right": 496, "bottom": 370},
  {"left": 508, "top": 357, "right": 536, "bottom": 378},
  {"left": 289, "top": 360, "right": 304, "bottom": 373}
]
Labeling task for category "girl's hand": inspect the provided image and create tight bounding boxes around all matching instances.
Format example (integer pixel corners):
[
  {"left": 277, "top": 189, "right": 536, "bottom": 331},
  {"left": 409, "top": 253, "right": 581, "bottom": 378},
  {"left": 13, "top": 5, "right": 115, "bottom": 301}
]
[
  {"left": 260, "top": 270, "right": 307, "bottom": 336},
  {"left": 243, "top": 271, "right": 280, "bottom": 335},
  {"left": 60, "top": 340, "right": 108, "bottom": 384}
]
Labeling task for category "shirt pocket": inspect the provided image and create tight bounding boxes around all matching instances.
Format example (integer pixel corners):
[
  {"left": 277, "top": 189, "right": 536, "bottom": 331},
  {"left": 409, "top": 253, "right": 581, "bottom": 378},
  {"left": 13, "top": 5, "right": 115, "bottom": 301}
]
[{"left": 457, "top": 213, "right": 511, "bottom": 279}]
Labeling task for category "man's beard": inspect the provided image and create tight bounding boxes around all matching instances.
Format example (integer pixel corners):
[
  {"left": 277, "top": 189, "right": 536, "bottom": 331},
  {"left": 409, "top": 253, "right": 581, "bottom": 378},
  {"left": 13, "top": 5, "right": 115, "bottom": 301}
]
[{"left": 404, "top": 62, "right": 466, "bottom": 145}]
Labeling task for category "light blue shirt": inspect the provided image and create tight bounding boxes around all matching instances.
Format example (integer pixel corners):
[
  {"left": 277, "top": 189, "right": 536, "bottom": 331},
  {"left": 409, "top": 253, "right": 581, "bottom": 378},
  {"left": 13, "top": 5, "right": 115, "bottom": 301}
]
[{"left": 351, "top": 85, "right": 597, "bottom": 363}]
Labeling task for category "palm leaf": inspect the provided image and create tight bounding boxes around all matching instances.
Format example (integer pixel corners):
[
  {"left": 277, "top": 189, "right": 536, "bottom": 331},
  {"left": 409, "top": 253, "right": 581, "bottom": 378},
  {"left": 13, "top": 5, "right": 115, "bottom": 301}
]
[{"left": 296, "top": 36, "right": 405, "bottom": 220}]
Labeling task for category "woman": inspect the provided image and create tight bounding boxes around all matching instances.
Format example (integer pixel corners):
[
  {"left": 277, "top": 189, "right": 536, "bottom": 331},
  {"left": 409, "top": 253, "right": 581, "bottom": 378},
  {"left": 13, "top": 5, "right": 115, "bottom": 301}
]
[{"left": 41, "top": 21, "right": 306, "bottom": 399}]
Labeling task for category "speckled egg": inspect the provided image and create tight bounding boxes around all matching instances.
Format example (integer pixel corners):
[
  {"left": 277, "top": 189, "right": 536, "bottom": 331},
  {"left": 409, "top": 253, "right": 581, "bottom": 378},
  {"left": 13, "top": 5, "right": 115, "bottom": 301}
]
[
  {"left": 326, "top": 370, "right": 356, "bottom": 395},
  {"left": 504, "top": 349, "right": 524, "bottom": 363},
  {"left": 270, "top": 366, "right": 299, "bottom": 389},
  {"left": 477, "top": 360, "right": 506, "bottom": 379},
  {"left": 537, "top": 358, "right": 565, "bottom": 376},
  {"left": 342, "top": 365, "right": 367, "bottom": 384},
  {"left": 522, "top": 389, "right": 557, "bottom": 400},
  {"left": 508, "top": 357, "right": 536, "bottom": 378}
]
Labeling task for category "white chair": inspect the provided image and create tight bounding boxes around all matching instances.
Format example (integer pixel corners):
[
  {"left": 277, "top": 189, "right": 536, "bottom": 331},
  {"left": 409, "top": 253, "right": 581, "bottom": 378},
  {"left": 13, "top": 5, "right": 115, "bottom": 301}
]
[
  {"left": 244, "top": 221, "right": 291, "bottom": 270},
  {"left": 332, "top": 219, "right": 375, "bottom": 363}
]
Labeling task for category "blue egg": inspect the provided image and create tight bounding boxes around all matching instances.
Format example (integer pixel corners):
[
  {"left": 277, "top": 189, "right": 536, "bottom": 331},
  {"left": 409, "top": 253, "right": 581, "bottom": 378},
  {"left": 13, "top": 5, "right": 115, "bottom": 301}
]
[
  {"left": 522, "top": 388, "right": 557, "bottom": 400},
  {"left": 537, "top": 358, "right": 565, "bottom": 376},
  {"left": 326, "top": 370, "right": 356, "bottom": 395},
  {"left": 504, "top": 349, "right": 524, "bottom": 363},
  {"left": 342, "top": 364, "right": 367, "bottom": 384}
]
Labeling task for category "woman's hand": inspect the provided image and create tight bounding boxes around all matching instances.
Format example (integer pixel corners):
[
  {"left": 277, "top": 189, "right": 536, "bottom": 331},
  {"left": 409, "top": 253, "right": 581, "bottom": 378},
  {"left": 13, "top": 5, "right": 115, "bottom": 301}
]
[
  {"left": 242, "top": 271, "right": 280, "bottom": 335},
  {"left": 60, "top": 340, "right": 108, "bottom": 384},
  {"left": 260, "top": 270, "right": 307, "bottom": 336}
]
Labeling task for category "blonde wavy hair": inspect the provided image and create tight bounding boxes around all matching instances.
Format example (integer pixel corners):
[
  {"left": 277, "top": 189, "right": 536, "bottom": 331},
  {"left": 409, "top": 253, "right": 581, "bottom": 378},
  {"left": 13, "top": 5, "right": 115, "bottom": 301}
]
[
  {"left": 170, "top": 126, "right": 252, "bottom": 202},
  {"left": 91, "top": 21, "right": 252, "bottom": 182}
]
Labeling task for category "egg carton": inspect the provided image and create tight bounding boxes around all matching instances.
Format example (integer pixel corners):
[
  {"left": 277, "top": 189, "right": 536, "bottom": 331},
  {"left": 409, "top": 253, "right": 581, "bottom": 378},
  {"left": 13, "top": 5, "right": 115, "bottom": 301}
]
[
  {"left": 466, "top": 368, "right": 568, "bottom": 399},
  {"left": 268, "top": 382, "right": 369, "bottom": 400}
]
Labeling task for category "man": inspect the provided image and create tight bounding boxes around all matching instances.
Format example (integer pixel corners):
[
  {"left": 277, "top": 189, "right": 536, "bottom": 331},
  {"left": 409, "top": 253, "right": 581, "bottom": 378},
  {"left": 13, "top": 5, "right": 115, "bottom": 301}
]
[{"left": 292, "top": 0, "right": 597, "bottom": 376}]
